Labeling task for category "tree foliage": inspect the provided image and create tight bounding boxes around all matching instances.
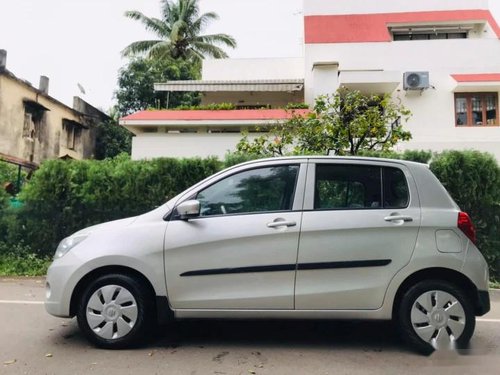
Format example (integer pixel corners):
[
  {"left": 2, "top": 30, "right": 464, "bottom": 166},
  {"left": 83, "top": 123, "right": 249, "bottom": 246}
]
[
  {"left": 237, "top": 89, "right": 412, "bottom": 157},
  {"left": 95, "top": 120, "right": 133, "bottom": 160},
  {"left": 0, "top": 162, "right": 18, "bottom": 185},
  {"left": 116, "top": 57, "right": 201, "bottom": 115},
  {"left": 122, "top": 0, "right": 236, "bottom": 61}
]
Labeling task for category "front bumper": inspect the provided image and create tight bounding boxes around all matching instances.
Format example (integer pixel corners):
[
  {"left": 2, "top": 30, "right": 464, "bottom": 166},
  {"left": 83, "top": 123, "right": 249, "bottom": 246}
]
[{"left": 45, "top": 252, "right": 85, "bottom": 318}]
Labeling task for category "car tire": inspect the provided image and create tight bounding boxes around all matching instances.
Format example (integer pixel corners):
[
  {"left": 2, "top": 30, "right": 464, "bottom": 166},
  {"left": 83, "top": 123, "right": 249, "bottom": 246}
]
[
  {"left": 396, "top": 280, "right": 475, "bottom": 354},
  {"left": 76, "top": 273, "right": 155, "bottom": 349}
]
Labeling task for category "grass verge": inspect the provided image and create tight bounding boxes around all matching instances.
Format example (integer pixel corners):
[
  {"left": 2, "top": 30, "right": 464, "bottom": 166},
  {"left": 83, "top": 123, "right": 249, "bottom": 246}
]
[
  {"left": 0, "top": 253, "right": 51, "bottom": 276},
  {"left": 490, "top": 280, "right": 500, "bottom": 289},
  {"left": 0, "top": 244, "right": 51, "bottom": 276}
]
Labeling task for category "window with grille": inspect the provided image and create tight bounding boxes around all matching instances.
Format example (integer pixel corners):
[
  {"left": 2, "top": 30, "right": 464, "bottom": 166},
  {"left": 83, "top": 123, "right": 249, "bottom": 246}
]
[
  {"left": 455, "top": 93, "right": 498, "bottom": 126},
  {"left": 391, "top": 25, "right": 471, "bottom": 41}
]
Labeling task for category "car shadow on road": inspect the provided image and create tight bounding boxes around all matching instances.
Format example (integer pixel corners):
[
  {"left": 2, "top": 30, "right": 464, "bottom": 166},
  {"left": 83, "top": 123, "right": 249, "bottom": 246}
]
[
  {"left": 152, "top": 319, "right": 410, "bottom": 353},
  {"left": 55, "top": 318, "right": 409, "bottom": 353}
]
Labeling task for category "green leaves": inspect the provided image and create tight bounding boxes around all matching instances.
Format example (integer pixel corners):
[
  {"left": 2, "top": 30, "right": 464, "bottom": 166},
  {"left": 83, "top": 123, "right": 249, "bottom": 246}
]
[
  {"left": 235, "top": 89, "right": 412, "bottom": 157},
  {"left": 0, "top": 243, "right": 51, "bottom": 276},
  {"left": 116, "top": 57, "right": 201, "bottom": 115},
  {"left": 95, "top": 121, "right": 132, "bottom": 160},
  {"left": 430, "top": 151, "right": 500, "bottom": 279},
  {"left": 9, "top": 157, "right": 221, "bottom": 256},
  {"left": 430, "top": 151, "right": 500, "bottom": 216},
  {"left": 123, "top": 0, "right": 236, "bottom": 61}
]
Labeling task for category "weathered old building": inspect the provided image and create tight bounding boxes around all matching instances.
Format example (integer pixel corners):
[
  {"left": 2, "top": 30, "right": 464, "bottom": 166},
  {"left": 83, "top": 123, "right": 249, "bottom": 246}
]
[{"left": 0, "top": 50, "right": 108, "bottom": 168}]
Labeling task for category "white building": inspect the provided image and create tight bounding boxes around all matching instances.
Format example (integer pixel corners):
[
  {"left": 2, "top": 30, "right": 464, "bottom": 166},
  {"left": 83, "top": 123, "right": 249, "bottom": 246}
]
[{"left": 120, "top": 0, "right": 500, "bottom": 160}]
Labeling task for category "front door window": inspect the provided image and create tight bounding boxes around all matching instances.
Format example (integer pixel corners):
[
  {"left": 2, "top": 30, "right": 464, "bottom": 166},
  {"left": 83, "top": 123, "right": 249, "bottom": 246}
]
[{"left": 197, "top": 165, "right": 299, "bottom": 216}]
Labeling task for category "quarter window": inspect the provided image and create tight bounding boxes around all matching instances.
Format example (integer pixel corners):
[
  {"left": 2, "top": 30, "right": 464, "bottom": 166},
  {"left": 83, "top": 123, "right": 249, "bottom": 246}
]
[
  {"left": 197, "top": 165, "right": 299, "bottom": 216},
  {"left": 383, "top": 167, "right": 409, "bottom": 209},
  {"left": 314, "top": 164, "right": 409, "bottom": 210},
  {"left": 455, "top": 93, "right": 498, "bottom": 126}
]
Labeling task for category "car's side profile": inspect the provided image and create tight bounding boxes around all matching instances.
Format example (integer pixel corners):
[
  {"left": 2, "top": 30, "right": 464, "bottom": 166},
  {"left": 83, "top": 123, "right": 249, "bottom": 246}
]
[{"left": 45, "top": 157, "right": 490, "bottom": 353}]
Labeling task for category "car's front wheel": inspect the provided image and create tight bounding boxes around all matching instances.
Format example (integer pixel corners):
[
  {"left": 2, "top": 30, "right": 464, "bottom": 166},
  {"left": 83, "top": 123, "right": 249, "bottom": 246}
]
[
  {"left": 76, "top": 274, "right": 154, "bottom": 348},
  {"left": 397, "top": 280, "right": 475, "bottom": 354}
]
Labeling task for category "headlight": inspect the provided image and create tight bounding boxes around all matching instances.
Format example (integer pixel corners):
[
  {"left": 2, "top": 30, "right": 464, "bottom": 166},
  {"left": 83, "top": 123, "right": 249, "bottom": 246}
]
[{"left": 54, "top": 234, "right": 88, "bottom": 259}]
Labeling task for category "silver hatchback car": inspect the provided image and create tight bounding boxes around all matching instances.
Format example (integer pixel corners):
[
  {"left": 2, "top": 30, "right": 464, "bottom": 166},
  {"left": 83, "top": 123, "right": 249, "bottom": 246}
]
[{"left": 45, "top": 157, "right": 490, "bottom": 353}]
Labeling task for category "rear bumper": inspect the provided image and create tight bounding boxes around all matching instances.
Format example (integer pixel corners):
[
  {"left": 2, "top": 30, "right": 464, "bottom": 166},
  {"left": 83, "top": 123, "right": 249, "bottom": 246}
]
[{"left": 476, "top": 290, "right": 490, "bottom": 316}]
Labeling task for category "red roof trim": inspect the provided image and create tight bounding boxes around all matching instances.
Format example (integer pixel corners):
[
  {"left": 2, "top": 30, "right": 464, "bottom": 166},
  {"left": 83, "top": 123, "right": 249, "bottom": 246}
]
[
  {"left": 305, "top": 10, "right": 500, "bottom": 44},
  {"left": 451, "top": 73, "right": 500, "bottom": 82},
  {"left": 121, "top": 109, "right": 310, "bottom": 122}
]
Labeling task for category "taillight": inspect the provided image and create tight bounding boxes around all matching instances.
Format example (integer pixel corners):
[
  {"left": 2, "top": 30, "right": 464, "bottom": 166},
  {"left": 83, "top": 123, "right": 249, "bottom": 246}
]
[{"left": 458, "top": 212, "right": 476, "bottom": 244}]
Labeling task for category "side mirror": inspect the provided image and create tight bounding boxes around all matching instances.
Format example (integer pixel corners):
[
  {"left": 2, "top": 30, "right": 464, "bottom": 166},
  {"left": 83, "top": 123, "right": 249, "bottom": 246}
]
[{"left": 176, "top": 200, "right": 201, "bottom": 220}]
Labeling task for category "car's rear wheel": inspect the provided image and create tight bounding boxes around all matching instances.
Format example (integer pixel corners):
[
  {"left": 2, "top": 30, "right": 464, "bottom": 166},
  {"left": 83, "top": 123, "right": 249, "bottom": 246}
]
[
  {"left": 397, "top": 280, "right": 475, "bottom": 354},
  {"left": 76, "top": 274, "right": 154, "bottom": 348}
]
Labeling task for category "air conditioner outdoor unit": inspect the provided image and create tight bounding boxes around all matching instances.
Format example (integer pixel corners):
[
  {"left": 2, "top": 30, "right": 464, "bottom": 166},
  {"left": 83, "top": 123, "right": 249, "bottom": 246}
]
[{"left": 403, "top": 71, "right": 430, "bottom": 90}]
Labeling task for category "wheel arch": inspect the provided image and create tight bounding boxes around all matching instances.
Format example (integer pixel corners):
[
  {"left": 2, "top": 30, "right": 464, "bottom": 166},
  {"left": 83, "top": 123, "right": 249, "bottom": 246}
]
[
  {"left": 391, "top": 267, "right": 480, "bottom": 319},
  {"left": 69, "top": 265, "right": 172, "bottom": 324}
]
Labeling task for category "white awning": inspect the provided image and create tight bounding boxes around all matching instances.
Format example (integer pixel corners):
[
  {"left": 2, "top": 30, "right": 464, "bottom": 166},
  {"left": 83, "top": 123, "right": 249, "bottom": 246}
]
[
  {"left": 451, "top": 74, "right": 500, "bottom": 92},
  {"left": 154, "top": 79, "right": 304, "bottom": 92}
]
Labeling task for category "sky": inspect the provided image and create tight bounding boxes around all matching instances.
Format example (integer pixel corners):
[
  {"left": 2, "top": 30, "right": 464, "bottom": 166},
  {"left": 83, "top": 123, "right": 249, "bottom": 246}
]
[
  {"left": 1, "top": 0, "right": 499, "bottom": 112},
  {"left": 0, "top": 0, "right": 303, "bottom": 111}
]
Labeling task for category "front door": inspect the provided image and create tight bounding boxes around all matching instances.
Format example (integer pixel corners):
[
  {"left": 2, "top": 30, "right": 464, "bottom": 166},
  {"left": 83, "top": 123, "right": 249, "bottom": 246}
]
[{"left": 164, "top": 163, "right": 305, "bottom": 310}]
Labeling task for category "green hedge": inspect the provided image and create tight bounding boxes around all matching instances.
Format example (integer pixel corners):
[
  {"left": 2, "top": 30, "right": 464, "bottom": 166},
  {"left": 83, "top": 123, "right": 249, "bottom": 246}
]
[
  {"left": 1, "top": 150, "right": 499, "bottom": 279},
  {"left": 5, "top": 155, "right": 221, "bottom": 256},
  {"left": 357, "top": 149, "right": 433, "bottom": 164},
  {"left": 430, "top": 151, "right": 500, "bottom": 279}
]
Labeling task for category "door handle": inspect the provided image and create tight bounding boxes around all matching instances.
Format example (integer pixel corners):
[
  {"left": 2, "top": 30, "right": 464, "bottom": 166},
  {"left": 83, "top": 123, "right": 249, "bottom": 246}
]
[
  {"left": 384, "top": 215, "right": 413, "bottom": 222},
  {"left": 267, "top": 220, "right": 297, "bottom": 228}
]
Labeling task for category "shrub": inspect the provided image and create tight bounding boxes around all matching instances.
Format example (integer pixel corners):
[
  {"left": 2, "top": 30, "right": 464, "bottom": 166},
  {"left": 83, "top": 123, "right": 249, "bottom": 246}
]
[
  {"left": 2, "top": 150, "right": 499, "bottom": 279},
  {"left": 430, "top": 151, "right": 500, "bottom": 217},
  {"left": 357, "top": 149, "right": 433, "bottom": 164},
  {"left": 12, "top": 156, "right": 221, "bottom": 256},
  {"left": 223, "top": 152, "right": 262, "bottom": 168},
  {"left": 175, "top": 102, "right": 236, "bottom": 111},
  {"left": 0, "top": 162, "right": 18, "bottom": 185},
  {"left": 285, "top": 102, "right": 309, "bottom": 110},
  {"left": 0, "top": 242, "right": 51, "bottom": 276},
  {"left": 430, "top": 150, "right": 500, "bottom": 278}
]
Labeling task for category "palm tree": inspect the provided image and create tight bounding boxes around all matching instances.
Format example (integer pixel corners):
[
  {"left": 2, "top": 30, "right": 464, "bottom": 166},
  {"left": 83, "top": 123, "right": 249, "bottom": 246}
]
[{"left": 122, "top": 0, "right": 237, "bottom": 61}]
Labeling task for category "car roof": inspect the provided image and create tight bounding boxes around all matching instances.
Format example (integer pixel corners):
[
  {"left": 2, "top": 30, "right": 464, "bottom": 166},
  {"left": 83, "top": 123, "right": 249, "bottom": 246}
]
[{"left": 236, "top": 155, "right": 429, "bottom": 169}]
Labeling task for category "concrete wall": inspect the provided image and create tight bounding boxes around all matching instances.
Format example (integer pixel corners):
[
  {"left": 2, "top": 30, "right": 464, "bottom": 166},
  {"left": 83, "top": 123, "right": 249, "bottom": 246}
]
[
  {"left": 202, "top": 58, "right": 305, "bottom": 81},
  {"left": 304, "top": 41, "right": 500, "bottom": 159},
  {"left": 72, "top": 97, "right": 109, "bottom": 159},
  {"left": 131, "top": 132, "right": 265, "bottom": 160}
]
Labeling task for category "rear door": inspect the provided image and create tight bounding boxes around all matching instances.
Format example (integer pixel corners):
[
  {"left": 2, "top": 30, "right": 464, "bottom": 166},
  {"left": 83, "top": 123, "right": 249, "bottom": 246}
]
[{"left": 295, "top": 160, "right": 421, "bottom": 310}]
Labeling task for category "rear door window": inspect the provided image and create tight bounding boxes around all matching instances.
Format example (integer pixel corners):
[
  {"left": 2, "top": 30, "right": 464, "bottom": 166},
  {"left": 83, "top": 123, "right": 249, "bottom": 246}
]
[
  {"left": 315, "top": 165, "right": 381, "bottom": 210},
  {"left": 314, "top": 164, "right": 409, "bottom": 210}
]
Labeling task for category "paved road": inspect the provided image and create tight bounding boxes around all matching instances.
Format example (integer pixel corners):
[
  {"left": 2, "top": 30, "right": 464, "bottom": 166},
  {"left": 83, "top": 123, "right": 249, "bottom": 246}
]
[{"left": 1, "top": 277, "right": 499, "bottom": 375}]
